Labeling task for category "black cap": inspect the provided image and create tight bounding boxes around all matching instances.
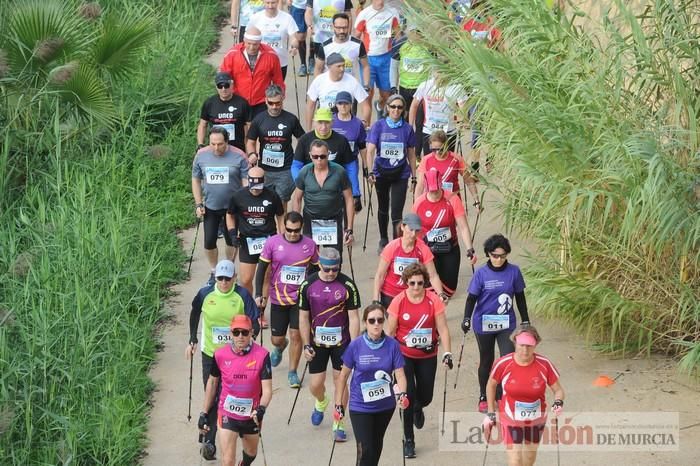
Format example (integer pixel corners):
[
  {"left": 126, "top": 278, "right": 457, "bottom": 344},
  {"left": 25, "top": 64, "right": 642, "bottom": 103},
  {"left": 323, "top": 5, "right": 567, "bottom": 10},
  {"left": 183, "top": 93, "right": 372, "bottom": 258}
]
[
  {"left": 326, "top": 53, "right": 345, "bottom": 66},
  {"left": 215, "top": 71, "right": 232, "bottom": 85}
]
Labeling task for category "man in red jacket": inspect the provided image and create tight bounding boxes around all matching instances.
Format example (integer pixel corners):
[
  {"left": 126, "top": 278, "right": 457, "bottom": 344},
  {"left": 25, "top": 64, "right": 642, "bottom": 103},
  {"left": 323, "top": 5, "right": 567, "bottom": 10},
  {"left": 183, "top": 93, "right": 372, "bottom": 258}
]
[{"left": 220, "top": 26, "right": 286, "bottom": 118}]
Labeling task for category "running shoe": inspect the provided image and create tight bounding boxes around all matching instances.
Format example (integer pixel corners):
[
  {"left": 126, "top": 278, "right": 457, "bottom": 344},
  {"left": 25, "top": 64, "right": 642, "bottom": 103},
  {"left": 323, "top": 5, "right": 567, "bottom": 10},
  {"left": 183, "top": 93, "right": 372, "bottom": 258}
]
[
  {"left": 403, "top": 438, "right": 416, "bottom": 458},
  {"left": 308, "top": 56, "right": 315, "bottom": 71},
  {"left": 311, "top": 395, "right": 329, "bottom": 425},
  {"left": 374, "top": 100, "right": 384, "bottom": 120},
  {"left": 205, "top": 271, "right": 215, "bottom": 287},
  {"left": 333, "top": 421, "right": 347, "bottom": 442},
  {"left": 377, "top": 237, "right": 389, "bottom": 255},
  {"left": 200, "top": 441, "right": 216, "bottom": 460},
  {"left": 478, "top": 396, "right": 488, "bottom": 414},
  {"left": 270, "top": 338, "right": 289, "bottom": 367},
  {"left": 413, "top": 405, "right": 425, "bottom": 429},
  {"left": 297, "top": 64, "right": 307, "bottom": 77},
  {"left": 288, "top": 370, "right": 301, "bottom": 388}
]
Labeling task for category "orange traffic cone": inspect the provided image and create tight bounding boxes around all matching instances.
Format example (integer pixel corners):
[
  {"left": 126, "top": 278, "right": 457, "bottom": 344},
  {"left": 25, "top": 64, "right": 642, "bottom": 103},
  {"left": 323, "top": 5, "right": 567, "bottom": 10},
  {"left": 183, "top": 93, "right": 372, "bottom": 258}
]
[{"left": 593, "top": 375, "right": 616, "bottom": 387}]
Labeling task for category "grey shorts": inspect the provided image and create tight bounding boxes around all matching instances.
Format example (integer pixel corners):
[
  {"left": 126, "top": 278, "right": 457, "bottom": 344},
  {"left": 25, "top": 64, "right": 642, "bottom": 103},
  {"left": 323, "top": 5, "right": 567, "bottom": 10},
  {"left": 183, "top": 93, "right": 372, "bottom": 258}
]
[{"left": 264, "top": 169, "right": 295, "bottom": 202}]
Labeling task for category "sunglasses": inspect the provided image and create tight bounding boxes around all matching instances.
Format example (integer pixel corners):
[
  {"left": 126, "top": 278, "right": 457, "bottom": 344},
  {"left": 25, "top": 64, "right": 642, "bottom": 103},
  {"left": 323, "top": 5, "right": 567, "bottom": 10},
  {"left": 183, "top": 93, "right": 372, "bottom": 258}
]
[
  {"left": 407, "top": 280, "right": 424, "bottom": 287},
  {"left": 285, "top": 227, "right": 302, "bottom": 233},
  {"left": 321, "top": 267, "right": 340, "bottom": 273},
  {"left": 231, "top": 329, "right": 250, "bottom": 337},
  {"left": 489, "top": 253, "right": 508, "bottom": 259},
  {"left": 367, "top": 317, "right": 385, "bottom": 325},
  {"left": 216, "top": 83, "right": 231, "bottom": 89},
  {"left": 388, "top": 105, "right": 404, "bottom": 110},
  {"left": 217, "top": 276, "right": 233, "bottom": 282},
  {"left": 311, "top": 154, "right": 328, "bottom": 160},
  {"left": 266, "top": 100, "right": 283, "bottom": 106}
]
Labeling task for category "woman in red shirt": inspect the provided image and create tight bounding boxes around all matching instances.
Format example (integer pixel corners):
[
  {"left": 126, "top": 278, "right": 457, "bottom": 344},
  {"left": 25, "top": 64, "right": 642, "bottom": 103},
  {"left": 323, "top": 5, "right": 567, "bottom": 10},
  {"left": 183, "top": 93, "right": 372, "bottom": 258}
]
[
  {"left": 483, "top": 326, "right": 565, "bottom": 466},
  {"left": 385, "top": 263, "right": 452, "bottom": 459}
]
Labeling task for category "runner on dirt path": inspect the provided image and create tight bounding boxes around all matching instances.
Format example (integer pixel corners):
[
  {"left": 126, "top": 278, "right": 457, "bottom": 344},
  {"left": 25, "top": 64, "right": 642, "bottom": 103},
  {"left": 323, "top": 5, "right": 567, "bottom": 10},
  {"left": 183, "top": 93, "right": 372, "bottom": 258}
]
[
  {"left": 461, "top": 233, "right": 531, "bottom": 413},
  {"left": 385, "top": 262, "right": 452, "bottom": 459},
  {"left": 313, "top": 12, "right": 370, "bottom": 86},
  {"left": 198, "top": 315, "right": 272, "bottom": 466},
  {"left": 333, "top": 303, "right": 409, "bottom": 466},
  {"left": 246, "top": 84, "right": 305, "bottom": 211},
  {"left": 298, "top": 247, "right": 360, "bottom": 441},
  {"left": 412, "top": 167, "right": 477, "bottom": 297},
  {"left": 389, "top": 23, "right": 431, "bottom": 119},
  {"left": 372, "top": 213, "right": 446, "bottom": 308},
  {"left": 187, "top": 260, "right": 259, "bottom": 460},
  {"left": 192, "top": 127, "right": 249, "bottom": 285},
  {"left": 249, "top": 0, "right": 299, "bottom": 79},
  {"left": 197, "top": 72, "right": 251, "bottom": 154},
  {"left": 304, "top": 0, "right": 354, "bottom": 73},
  {"left": 254, "top": 211, "right": 319, "bottom": 388},
  {"left": 332, "top": 91, "right": 367, "bottom": 212},
  {"left": 483, "top": 326, "right": 565, "bottom": 466},
  {"left": 290, "top": 139, "right": 355, "bottom": 260}
]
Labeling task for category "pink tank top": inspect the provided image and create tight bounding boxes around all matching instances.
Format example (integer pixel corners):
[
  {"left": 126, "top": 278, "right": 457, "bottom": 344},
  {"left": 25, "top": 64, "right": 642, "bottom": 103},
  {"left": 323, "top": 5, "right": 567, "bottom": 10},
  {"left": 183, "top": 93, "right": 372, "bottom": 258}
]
[{"left": 215, "top": 342, "right": 269, "bottom": 420}]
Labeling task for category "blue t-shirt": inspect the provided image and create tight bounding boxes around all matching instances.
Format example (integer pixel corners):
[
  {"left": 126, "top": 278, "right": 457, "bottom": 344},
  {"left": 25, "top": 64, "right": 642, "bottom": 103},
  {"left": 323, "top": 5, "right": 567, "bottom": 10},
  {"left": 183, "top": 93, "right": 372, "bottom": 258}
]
[
  {"left": 468, "top": 262, "right": 526, "bottom": 335},
  {"left": 332, "top": 116, "right": 367, "bottom": 160},
  {"left": 342, "top": 334, "right": 405, "bottom": 413},
  {"left": 367, "top": 118, "right": 415, "bottom": 179}
]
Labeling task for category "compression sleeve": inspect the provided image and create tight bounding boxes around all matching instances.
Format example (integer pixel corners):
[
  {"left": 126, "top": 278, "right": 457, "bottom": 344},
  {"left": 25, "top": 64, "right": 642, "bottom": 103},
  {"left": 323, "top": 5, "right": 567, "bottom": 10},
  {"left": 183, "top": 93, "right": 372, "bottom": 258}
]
[
  {"left": 254, "top": 259, "right": 271, "bottom": 298},
  {"left": 343, "top": 160, "right": 360, "bottom": 196},
  {"left": 463, "top": 293, "right": 478, "bottom": 320},
  {"left": 189, "top": 288, "right": 206, "bottom": 343},
  {"left": 291, "top": 159, "right": 305, "bottom": 180},
  {"left": 514, "top": 291, "right": 529, "bottom": 322}
]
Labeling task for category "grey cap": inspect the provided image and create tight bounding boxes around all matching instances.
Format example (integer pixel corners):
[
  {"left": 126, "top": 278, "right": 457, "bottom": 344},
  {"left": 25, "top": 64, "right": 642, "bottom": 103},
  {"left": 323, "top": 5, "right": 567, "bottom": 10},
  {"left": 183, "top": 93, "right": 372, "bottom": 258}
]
[
  {"left": 326, "top": 53, "right": 345, "bottom": 66},
  {"left": 215, "top": 71, "right": 232, "bottom": 85},
  {"left": 402, "top": 213, "right": 422, "bottom": 231},
  {"left": 215, "top": 259, "right": 235, "bottom": 278}
]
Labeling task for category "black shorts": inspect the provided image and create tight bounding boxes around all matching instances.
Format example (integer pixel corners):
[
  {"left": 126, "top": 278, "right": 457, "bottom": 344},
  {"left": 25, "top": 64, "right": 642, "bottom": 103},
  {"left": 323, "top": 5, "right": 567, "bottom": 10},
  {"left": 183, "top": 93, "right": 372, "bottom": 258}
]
[
  {"left": 270, "top": 303, "right": 299, "bottom": 336},
  {"left": 238, "top": 235, "right": 271, "bottom": 264},
  {"left": 504, "top": 424, "right": 545, "bottom": 444},
  {"left": 218, "top": 414, "right": 259, "bottom": 437},
  {"left": 309, "top": 344, "right": 346, "bottom": 374}
]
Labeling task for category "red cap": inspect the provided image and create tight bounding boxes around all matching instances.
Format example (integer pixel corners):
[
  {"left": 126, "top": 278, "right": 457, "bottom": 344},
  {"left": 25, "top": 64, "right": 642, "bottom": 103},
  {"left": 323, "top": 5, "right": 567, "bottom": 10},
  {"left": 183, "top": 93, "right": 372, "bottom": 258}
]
[
  {"left": 425, "top": 168, "right": 441, "bottom": 192},
  {"left": 230, "top": 314, "right": 252, "bottom": 331}
]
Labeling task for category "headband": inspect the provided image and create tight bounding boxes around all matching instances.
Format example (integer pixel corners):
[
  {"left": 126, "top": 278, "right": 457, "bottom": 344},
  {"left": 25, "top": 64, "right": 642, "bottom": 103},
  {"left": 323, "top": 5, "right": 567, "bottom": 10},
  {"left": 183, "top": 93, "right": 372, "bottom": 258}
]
[
  {"left": 244, "top": 32, "right": 262, "bottom": 41},
  {"left": 319, "top": 256, "right": 341, "bottom": 267}
]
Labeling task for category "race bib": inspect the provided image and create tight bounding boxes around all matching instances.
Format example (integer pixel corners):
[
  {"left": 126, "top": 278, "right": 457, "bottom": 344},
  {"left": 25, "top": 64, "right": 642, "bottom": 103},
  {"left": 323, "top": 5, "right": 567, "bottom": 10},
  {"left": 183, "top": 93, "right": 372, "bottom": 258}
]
[
  {"left": 360, "top": 379, "right": 391, "bottom": 403},
  {"left": 314, "top": 326, "right": 342, "bottom": 346},
  {"left": 262, "top": 148, "right": 285, "bottom": 167},
  {"left": 442, "top": 181, "right": 454, "bottom": 192},
  {"left": 393, "top": 256, "right": 418, "bottom": 275},
  {"left": 402, "top": 57, "right": 424, "bottom": 73},
  {"left": 372, "top": 23, "right": 391, "bottom": 38},
  {"left": 514, "top": 399, "right": 542, "bottom": 421},
  {"left": 224, "top": 395, "right": 253, "bottom": 417},
  {"left": 320, "top": 90, "right": 339, "bottom": 109},
  {"left": 471, "top": 30, "right": 490, "bottom": 42},
  {"left": 245, "top": 236, "right": 267, "bottom": 255},
  {"left": 318, "top": 18, "right": 333, "bottom": 33},
  {"left": 220, "top": 123, "right": 235, "bottom": 141},
  {"left": 311, "top": 219, "right": 338, "bottom": 245},
  {"left": 406, "top": 327, "right": 432, "bottom": 348},
  {"left": 481, "top": 314, "right": 510, "bottom": 332},
  {"left": 426, "top": 227, "right": 451, "bottom": 243},
  {"left": 205, "top": 166, "right": 229, "bottom": 184},
  {"left": 428, "top": 110, "right": 450, "bottom": 132},
  {"left": 380, "top": 142, "right": 404, "bottom": 161},
  {"left": 262, "top": 32, "right": 282, "bottom": 49},
  {"left": 212, "top": 326, "right": 232, "bottom": 345},
  {"left": 280, "top": 265, "right": 305, "bottom": 285}
]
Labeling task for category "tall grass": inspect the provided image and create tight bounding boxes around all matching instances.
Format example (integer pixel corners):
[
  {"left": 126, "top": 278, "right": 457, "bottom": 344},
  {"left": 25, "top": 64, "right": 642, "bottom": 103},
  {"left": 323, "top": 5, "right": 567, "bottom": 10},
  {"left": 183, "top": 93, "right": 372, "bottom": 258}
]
[
  {"left": 405, "top": 0, "right": 699, "bottom": 373},
  {"left": 0, "top": 0, "right": 221, "bottom": 464}
]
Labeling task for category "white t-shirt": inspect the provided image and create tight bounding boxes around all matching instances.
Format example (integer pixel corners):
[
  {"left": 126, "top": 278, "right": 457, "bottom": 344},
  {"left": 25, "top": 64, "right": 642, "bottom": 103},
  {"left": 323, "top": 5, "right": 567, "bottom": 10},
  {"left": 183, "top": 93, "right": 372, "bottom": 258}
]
[
  {"left": 249, "top": 10, "right": 299, "bottom": 67},
  {"left": 354, "top": 5, "right": 400, "bottom": 56},
  {"left": 307, "top": 72, "right": 369, "bottom": 109},
  {"left": 319, "top": 37, "right": 366, "bottom": 77},
  {"left": 413, "top": 78, "right": 467, "bottom": 135}
]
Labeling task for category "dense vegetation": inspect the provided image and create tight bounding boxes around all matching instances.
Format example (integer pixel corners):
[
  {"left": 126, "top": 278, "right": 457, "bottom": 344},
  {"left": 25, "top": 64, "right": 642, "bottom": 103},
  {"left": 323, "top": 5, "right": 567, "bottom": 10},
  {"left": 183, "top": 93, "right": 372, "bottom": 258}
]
[
  {"left": 407, "top": 0, "right": 699, "bottom": 373},
  {"left": 0, "top": 0, "right": 219, "bottom": 463}
]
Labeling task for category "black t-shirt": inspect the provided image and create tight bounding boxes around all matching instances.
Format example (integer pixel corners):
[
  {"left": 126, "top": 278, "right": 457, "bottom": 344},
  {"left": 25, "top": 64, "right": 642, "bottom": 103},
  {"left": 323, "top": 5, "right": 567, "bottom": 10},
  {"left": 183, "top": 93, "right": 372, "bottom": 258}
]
[
  {"left": 227, "top": 187, "right": 284, "bottom": 237},
  {"left": 247, "top": 110, "right": 305, "bottom": 171},
  {"left": 200, "top": 94, "right": 251, "bottom": 152},
  {"left": 294, "top": 131, "right": 354, "bottom": 166}
]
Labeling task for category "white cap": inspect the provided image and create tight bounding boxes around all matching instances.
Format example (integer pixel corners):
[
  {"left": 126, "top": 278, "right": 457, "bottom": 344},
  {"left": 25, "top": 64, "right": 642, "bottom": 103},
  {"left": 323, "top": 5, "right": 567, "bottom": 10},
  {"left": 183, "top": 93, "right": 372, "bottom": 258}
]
[{"left": 215, "top": 260, "right": 235, "bottom": 278}]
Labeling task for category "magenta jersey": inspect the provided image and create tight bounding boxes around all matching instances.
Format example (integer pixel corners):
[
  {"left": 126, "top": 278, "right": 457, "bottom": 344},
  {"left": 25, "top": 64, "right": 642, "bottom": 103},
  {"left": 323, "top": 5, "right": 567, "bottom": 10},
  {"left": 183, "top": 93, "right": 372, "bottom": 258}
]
[
  {"left": 214, "top": 343, "right": 270, "bottom": 421},
  {"left": 259, "top": 234, "right": 319, "bottom": 305}
]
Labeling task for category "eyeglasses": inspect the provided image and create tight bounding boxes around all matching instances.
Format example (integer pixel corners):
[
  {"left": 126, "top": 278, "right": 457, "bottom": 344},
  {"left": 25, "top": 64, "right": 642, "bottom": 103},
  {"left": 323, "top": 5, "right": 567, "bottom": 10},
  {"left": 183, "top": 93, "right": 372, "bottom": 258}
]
[
  {"left": 217, "top": 276, "right": 233, "bottom": 282},
  {"left": 388, "top": 105, "right": 404, "bottom": 110},
  {"left": 311, "top": 154, "right": 328, "bottom": 160},
  {"left": 266, "top": 100, "right": 283, "bottom": 106},
  {"left": 407, "top": 280, "right": 424, "bottom": 287},
  {"left": 231, "top": 329, "right": 250, "bottom": 337},
  {"left": 367, "top": 317, "right": 385, "bottom": 325},
  {"left": 216, "top": 83, "right": 231, "bottom": 89},
  {"left": 489, "top": 253, "right": 508, "bottom": 259},
  {"left": 321, "top": 267, "right": 340, "bottom": 273},
  {"left": 285, "top": 227, "right": 302, "bottom": 233}
]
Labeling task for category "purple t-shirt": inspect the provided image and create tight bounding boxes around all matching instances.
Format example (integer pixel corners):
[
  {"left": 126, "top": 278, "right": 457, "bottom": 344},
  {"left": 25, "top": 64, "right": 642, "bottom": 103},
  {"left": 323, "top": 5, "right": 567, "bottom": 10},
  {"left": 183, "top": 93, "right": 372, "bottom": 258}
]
[
  {"left": 332, "top": 116, "right": 366, "bottom": 160},
  {"left": 298, "top": 272, "right": 361, "bottom": 346},
  {"left": 367, "top": 118, "right": 415, "bottom": 179},
  {"left": 259, "top": 234, "right": 319, "bottom": 306},
  {"left": 468, "top": 262, "right": 526, "bottom": 335},
  {"left": 342, "top": 334, "right": 405, "bottom": 413}
]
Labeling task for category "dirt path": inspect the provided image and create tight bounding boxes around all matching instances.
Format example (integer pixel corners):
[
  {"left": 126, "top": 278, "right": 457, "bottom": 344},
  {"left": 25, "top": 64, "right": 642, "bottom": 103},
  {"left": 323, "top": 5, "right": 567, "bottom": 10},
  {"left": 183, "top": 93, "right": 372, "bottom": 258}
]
[{"left": 143, "top": 8, "right": 699, "bottom": 466}]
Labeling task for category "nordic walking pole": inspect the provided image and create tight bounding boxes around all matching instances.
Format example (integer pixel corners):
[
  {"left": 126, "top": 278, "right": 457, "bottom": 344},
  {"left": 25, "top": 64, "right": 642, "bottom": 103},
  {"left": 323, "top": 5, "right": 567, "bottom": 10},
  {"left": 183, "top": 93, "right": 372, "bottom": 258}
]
[
  {"left": 187, "top": 344, "right": 194, "bottom": 421},
  {"left": 328, "top": 435, "right": 337, "bottom": 466},
  {"left": 346, "top": 245, "right": 355, "bottom": 281},
  {"left": 362, "top": 182, "right": 373, "bottom": 251},
  {"left": 259, "top": 432, "right": 268, "bottom": 466},
  {"left": 292, "top": 55, "right": 302, "bottom": 117},
  {"left": 469, "top": 189, "right": 486, "bottom": 275},
  {"left": 187, "top": 219, "right": 201, "bottom": 277},
  {"left": 287, "top": 362, "right": 309, "bottom": 424},
  {"left": 441, "top": 366, "right": 448, "bottom": 436},
  {"left": 453, "top": 333, "right": 466, "bottom": 390},
  {"left": 554, "top": 417, "right": 561, "bottom": 466},
  {"left": 399, "top": 408, "right": 407, "bottom": 466},
  {"left": 482, "top": 426, "right": 491, "bottom": 466}
]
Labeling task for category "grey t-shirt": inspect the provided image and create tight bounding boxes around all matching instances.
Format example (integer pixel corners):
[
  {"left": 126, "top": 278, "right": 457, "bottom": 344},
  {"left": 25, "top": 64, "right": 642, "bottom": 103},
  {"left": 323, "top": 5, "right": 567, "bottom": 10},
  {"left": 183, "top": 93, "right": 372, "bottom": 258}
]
[
  {"left": 192, "top": 147, "right": 249, "bottom": 210},
  {"left": 295, "top": 162, "right": 350, "bottom": 218}
]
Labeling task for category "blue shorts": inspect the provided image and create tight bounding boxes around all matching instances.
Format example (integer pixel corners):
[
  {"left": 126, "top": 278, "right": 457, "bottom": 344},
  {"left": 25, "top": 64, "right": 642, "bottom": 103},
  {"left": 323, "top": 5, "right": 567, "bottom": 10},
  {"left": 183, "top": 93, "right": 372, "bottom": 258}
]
[
  {"left": 368, "top": 52, "right": 392, "bottom": 91},
  {"left": 291, "top": 6, "right": 307, "bottom": 33}
]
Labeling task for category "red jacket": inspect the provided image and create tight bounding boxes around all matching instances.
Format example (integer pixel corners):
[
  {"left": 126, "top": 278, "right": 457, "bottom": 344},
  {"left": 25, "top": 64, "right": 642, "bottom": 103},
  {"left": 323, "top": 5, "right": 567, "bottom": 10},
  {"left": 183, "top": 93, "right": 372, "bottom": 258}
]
[{"left": 220, "top": 43, "right": 285, "bottom": 106}]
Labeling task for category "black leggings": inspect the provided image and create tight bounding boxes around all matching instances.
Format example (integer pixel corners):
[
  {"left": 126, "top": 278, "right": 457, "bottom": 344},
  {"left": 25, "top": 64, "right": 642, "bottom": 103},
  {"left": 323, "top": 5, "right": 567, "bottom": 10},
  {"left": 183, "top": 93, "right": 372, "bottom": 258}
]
[
  {"left": 433, "top": 244, "right": 461, "bottom": 296},
  {"left": 349, "top": 409, "right": 394, "bottom": 466},
  {"left": 201, "top": 353, "right": 221, "bottom": 445},
  {"left": 402, "top": 355, "right": 437, "bottom": 441},
  {"left": 203, "top": 207, "right": 233, "bottom": 250},
  {"left": 374, "top": 175, "right": 408, "bottom": 241},
  {"left": 475, "top": 330, "right": 514, "bottom": 397}
]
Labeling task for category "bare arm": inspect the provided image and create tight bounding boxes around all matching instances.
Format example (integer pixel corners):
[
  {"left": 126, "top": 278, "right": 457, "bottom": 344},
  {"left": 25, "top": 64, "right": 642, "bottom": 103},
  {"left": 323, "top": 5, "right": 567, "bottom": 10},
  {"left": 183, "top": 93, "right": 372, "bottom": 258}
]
[
  {"left": 366, "top": 142, "right": 376, "bottom": 179},
  {"left": 455, "top": 214, "right": 474, "bottom": 251},
  {"left": 407, "top": 147, "right": 416, "bottom": 177},
  {"left": 305, "top": 98, "right": 316, "bottom": 130},
  {"left": 299, "top": 309, "right": 312, "bottom": 347},
  {"left": 408, "top": 98, "right": 419, "bottom": 127},
  {"left": 486, "top": 376, "right": 498, "bottom": 413},
  {"left": 394, "top": 367, "right": 407, "bottom": 393},
  {"left": 372, "top": 257, "right": 389, "bottom": 301},
  {"left": 230, "top": 0, "right": 240, "bottom": 30},
  {"left": 360, "top": 56, "right": 370, "bottom": 87},
  {"left": 343, "top": 187, "right": 354, "bottom": 232},
  {"left": 275, "top": 214, "right": 285, "bottom": 234},
  {"left": 359, "top": 99, "right": 370, "bottom": 127},
  {"left": 334, "top": 366, "right": 352, "bottom": 406},
  {"left": 348, "top": 309, "right": 360, "bottom": 340},
  {"left": 435, "top": 312, "right": 451, "bottom": 354},
  {"left": 313, "top": 58, "right": 324, "bottom": 77},
  {"left": 414, "top": 165, "right": 425, "bottom": 197},
  {"left": 225, "top": 212, "right": 237, "bottom": 231},
  {"left": 289, "top": 187, "right": 303, "bottom": 213},
  {"left": 197, "top": 120, "right": 208, "bottom": 146},
  {"left": 550, "top": 380, "right": 565, "bottom": 402},
  {"left": 202, "top": 375, "right": 220, "bottom": 413},
  {"left": 259, "top": 378, "right": 272, "bottom": 409},
  {"left": 425, "top": 260, "right": 444, "bottom": 297},
  {"left": 385, "top": 313, "right": 398, "bottom": 337}
]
